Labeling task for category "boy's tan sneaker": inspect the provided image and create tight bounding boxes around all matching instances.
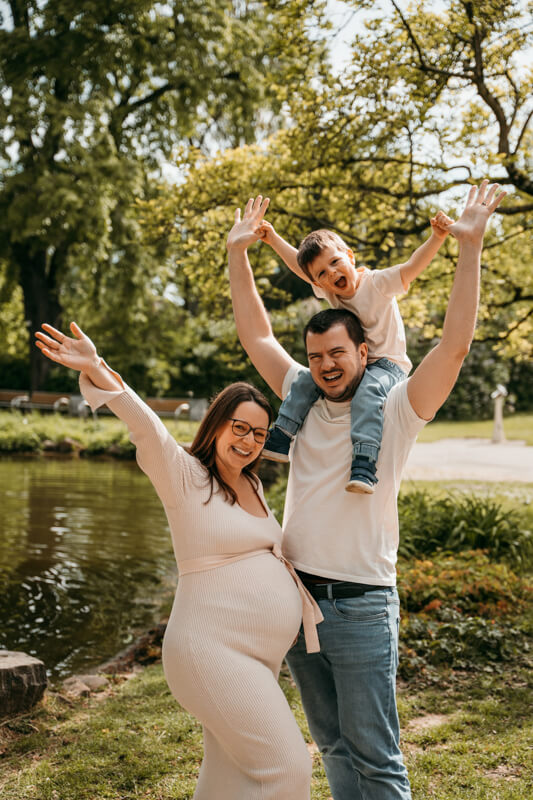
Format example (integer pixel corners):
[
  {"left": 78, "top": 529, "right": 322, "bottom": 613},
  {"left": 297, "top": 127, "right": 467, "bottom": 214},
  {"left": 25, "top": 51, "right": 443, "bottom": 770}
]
[{"left": 345, "top": 477, "right": 376, "bottom": 494}]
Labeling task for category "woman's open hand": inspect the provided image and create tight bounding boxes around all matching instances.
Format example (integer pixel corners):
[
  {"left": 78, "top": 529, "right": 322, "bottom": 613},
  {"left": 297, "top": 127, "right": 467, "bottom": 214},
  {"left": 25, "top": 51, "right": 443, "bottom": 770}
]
[{"left": 35, "top": 322, "right": 100, "bottom": 374}]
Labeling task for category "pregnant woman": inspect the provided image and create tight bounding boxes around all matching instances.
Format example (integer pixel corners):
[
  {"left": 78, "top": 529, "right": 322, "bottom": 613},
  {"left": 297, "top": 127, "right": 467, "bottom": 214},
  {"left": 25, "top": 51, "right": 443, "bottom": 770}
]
[{"left": 35, "top": 322, "right": 322, "bottom": 799}]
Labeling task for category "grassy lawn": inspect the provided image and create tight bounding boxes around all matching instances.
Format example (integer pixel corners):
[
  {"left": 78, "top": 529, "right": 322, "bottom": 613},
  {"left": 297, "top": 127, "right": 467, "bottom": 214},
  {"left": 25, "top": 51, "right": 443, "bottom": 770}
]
[
  {"left": 418, "top": 413, "right": 533, "bottom": 446},
  {"left": 1, "top": 465, "right": 531, "bottom": 798},
  {"left": 1, "top": 664, "right": 530, "bottom": 800},
  {"left": 1, "top": 411, "right": 532, "bottom": 453}
]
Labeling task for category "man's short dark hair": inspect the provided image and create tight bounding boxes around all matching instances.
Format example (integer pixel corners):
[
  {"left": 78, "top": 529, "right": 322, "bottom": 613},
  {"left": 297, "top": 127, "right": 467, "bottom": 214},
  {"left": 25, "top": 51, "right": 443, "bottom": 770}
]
[{"left": 303, "top": 308, "right": 365, "bottom": 350}]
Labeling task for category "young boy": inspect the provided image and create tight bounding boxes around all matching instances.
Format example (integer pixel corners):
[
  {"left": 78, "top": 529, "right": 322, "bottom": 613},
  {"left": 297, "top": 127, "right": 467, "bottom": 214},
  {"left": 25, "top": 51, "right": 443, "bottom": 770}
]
[{"left": 257, "top": 211, "right": 453, "bottom": 493}]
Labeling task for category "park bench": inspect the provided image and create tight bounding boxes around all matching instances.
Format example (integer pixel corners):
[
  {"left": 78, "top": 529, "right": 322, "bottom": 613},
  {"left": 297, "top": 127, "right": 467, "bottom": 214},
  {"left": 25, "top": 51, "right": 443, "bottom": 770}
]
[{"left": 0, "top": 389, "right": 207, "bottom": 419}]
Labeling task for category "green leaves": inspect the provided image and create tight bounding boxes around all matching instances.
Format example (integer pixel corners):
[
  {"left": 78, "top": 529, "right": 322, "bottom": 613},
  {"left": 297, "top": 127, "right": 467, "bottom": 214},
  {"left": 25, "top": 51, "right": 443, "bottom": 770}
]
[{"left": 0, "top": 0, "right": 327, "bottom": 389}]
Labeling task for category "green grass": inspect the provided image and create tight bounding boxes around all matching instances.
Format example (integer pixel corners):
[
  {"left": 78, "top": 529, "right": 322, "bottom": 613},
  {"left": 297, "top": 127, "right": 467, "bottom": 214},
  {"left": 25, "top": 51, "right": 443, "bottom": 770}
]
[
  {"left": 398, "top": 667, "right": 532, "bottom": 799},
  {"left": 418, "top": 413, "right": 533, "bottom": 446},
  {"left": 1, "top": 664, "right": 531, "bottom": 799},
  {"left": 1, "top": 478, "right": 531, "bottom": 798},
  {"left": 1, "top": 411, "right": 532, "bottom": 453},
  {"left": 0, "top": 411, "right": 199, "bottom": 455}
]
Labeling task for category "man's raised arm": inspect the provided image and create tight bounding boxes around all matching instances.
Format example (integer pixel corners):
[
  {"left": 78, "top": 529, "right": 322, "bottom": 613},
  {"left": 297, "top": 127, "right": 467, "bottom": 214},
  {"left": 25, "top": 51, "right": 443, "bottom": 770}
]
[
  {"left": 227, "top": 196, "right": 296, "bottom": 399},
  {"left": 407, "top": 180, "right": 506, "bottom": 420}
]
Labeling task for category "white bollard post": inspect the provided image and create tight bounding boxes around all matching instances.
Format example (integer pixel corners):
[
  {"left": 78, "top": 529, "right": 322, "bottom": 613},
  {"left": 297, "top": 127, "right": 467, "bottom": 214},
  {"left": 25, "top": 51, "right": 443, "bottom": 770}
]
[{"left": 490, "top": 384, "right": 508, "bottom": 444}]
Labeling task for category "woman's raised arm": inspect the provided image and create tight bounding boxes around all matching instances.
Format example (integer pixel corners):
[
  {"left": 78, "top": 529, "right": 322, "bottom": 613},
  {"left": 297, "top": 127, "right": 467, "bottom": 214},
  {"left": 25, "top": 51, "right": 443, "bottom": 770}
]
[{"left": 36, "top": 321, "right": 185, "bottom": 508}]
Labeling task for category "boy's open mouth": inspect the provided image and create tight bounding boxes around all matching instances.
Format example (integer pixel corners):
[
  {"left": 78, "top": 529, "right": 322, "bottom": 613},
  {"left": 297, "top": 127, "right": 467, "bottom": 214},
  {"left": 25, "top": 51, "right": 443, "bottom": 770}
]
[{"left": 334, "top": 276, "right": 347, "bottom": 290}]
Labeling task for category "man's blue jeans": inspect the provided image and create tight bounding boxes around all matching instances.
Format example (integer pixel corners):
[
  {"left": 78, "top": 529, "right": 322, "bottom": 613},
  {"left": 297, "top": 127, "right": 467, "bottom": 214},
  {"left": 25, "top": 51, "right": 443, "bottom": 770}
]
[{"left": 285, "top": 588, "right": 411, "bottom": 800}]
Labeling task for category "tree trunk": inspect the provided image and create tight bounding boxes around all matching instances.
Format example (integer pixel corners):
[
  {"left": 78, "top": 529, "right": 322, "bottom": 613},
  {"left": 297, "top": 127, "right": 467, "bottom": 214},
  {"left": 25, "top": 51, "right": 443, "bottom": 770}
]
[
  {"left": 0, "top": 651, "right": 47, "bottom": 717},
  {"left": 15, "top": 244, "right": 62, "bottom": 392}
]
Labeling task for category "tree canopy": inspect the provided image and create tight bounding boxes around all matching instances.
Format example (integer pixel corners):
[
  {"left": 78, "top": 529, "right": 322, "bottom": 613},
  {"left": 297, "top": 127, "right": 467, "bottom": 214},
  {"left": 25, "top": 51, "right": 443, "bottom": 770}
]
[
  {"left": 1, "top": 0, "right": 531, "bottom": 406},
  {"left": 0, "top": 0, "right": 328, "bottom": 389},
  {"left": 149, "top": 0, "right": 532, "bottom": 376}
]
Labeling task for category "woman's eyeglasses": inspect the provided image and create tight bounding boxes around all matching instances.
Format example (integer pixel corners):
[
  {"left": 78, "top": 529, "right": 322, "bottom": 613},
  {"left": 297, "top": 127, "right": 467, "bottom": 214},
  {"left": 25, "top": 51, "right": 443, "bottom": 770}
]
[{"left": 229, "top": 418, "right": 269, "bottom": 445}]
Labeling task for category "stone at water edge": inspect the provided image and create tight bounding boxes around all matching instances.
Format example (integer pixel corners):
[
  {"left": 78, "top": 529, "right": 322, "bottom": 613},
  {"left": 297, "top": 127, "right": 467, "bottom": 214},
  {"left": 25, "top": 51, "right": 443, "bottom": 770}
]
[
  {"left": 61, "top": 674, "right": 109, "bottom": 697},
  {"left": 0, "top": 650, "right": 47, "bottom": 717}
]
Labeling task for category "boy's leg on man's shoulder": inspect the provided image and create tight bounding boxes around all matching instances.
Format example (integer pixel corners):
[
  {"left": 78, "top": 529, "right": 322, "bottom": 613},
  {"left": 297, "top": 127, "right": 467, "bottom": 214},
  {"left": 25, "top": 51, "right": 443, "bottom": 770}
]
[
  {"left": 346, "top": 360, "right": 406, "bottom": 493},
  {"left": 289, "top": 590, "right": 411, "bottom": 800},
  {"left": 350, "top": 359, "right": 406, "bottom": 459},
  {"left": 263, "top": 368, "right": 321, "bottom": 462},
  {"left": 276, "top": 367, "right": 321, "bottom": 435}
]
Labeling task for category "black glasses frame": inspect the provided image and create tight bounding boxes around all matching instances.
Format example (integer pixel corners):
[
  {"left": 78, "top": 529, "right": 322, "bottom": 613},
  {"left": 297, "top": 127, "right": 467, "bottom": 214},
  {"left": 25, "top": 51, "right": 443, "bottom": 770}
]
[{"left": 229, "top": 418, "right": 269, "bottom": 445}]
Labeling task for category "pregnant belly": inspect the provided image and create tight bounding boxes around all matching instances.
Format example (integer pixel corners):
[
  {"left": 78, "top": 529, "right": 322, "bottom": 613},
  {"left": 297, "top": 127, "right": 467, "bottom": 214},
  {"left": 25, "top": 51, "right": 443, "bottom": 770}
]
[{"left": 165, "top": 554, "right": 303, "bottom": 666}]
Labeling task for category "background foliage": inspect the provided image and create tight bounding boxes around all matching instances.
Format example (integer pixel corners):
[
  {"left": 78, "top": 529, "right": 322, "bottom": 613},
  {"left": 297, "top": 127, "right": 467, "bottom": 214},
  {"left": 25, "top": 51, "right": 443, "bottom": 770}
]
[{"left": 1, "top": 0, "right": 531, "bottom": 415}]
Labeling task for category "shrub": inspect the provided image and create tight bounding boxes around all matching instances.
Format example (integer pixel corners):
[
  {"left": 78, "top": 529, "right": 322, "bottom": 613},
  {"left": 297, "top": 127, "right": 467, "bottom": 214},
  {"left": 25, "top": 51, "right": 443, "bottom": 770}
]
[
  {"left": 398, "top": 489, "right": 532, "bottom": 570},
  {"left": 397, "top": 550, "right": 532, "bottom": 676},
  {"left": 397, "top": 550, "right": 531, "bottom": 617},
  {"left": 399, "top": 610, "right": 526, "bottom": 676},
  {"left": 0, "top": 415, "right": 42, "bottom": 452}
]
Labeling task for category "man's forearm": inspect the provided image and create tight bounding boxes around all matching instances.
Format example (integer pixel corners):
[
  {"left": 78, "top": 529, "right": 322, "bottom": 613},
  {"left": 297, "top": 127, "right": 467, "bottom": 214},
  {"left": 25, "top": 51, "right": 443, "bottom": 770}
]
[
  {"left": 407, "top": 237, "right": 481, "bottom": 420},
  {"left": 440, "top": 240, "right": 481, "bottom": 356},
  {"left": 399, "top": 232, "right": 445, "bottom": 287},
  {"left": 407, "top": 180, "right": 505, "bottom": 421},
  {"left": 228, "top": 244, "right": 294, "bottom": 398},
  {"left": 229, "top": 246, "right": 274, "bottom": 345}
]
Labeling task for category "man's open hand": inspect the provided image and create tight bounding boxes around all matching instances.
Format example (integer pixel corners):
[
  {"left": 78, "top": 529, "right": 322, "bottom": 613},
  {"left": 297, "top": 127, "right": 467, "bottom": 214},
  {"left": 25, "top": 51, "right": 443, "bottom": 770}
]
[
  {"left": 447, "top": 180, "right": 507, "bottom": 244},
  {"left": 226, "top": 196, "right": 270, "bottom": 252}
]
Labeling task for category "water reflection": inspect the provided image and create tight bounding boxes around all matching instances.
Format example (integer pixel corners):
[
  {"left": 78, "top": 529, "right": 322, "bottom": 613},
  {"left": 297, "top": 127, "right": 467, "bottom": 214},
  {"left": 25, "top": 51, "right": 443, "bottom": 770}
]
[{"left": 0, "top": 457, "right": 176, "bottom": 679}]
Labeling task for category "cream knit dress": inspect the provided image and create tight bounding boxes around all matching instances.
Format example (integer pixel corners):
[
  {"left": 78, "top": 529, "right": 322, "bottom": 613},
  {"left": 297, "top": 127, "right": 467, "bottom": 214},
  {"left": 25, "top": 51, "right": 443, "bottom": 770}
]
[{"left": 80, "top": 371, "right": 314, "bottom": 799}]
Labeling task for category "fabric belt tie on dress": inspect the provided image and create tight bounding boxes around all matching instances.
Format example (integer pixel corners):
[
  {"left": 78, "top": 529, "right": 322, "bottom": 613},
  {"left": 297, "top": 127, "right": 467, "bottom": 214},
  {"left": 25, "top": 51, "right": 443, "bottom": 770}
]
[{"left": 178, "top": 544, "right": 324, "bottom": 654}]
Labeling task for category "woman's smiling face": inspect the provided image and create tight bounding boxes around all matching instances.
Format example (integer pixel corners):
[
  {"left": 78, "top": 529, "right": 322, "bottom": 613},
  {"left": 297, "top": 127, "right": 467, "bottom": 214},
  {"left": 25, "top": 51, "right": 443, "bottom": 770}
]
[{"left": 214, "top": 401, "right": 269, "bottom": 475}]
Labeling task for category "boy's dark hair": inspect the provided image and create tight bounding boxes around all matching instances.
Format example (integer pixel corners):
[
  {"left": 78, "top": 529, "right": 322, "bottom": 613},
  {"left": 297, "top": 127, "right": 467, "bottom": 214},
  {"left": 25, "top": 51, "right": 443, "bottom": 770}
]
[
  {"left": 297, "top": 229, "right": 350, "bottom": 281},
  {"left": 303, "top": 308, "right": 365, "bottom": 350}
]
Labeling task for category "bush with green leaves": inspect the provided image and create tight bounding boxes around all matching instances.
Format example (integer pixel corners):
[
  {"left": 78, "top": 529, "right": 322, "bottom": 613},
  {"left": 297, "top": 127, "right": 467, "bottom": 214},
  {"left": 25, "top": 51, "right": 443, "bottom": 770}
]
[
  {"left": 398, "top": 489, "right": 532, "bottom": 570},
  {"left": 397, "top": 550, "right": 531, "bottom": 617},
  {"left": 397, "top": 550, "right": 532, "bottom": 676},
  {"left": 0, "top": 415, "right": 41, "bottom": 451},
  {"left": 399, "top": 610, "right": 526, "bottom": 677}
]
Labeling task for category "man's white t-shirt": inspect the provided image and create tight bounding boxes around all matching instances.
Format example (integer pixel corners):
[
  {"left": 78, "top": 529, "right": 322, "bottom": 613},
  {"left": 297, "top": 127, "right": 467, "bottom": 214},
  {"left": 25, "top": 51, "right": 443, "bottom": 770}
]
[
  {"left": 281, "top": 363, "right": 427, "bottom": 585},
  {"left": 313, "top": 264, "right": 412, "bottom": 373}
]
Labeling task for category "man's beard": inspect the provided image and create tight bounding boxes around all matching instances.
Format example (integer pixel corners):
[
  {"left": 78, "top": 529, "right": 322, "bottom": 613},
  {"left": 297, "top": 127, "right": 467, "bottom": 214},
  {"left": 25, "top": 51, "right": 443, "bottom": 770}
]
[{"left": 322, "top": 371, "right": 364, "bottom": 403}]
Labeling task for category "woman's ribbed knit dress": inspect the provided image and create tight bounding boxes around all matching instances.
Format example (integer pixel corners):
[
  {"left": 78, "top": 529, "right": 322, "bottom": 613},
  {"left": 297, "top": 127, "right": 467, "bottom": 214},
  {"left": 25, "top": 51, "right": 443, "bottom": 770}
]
[{"left": 80, "top": 373, "right": 312, "bottom": 799}]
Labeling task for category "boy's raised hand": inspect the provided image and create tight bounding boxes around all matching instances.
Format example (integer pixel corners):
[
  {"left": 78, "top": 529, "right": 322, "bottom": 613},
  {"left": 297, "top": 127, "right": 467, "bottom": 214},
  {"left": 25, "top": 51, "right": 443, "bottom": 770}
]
[
  {"left": 256, "top": 220, "right": 275, "bottom": 244},
  {"left": 226, "top": 196, "right": 270, "bottom": 252},
  {"left": 430, "top": 211, "right": 454, "bottom": 239},
  {"left": 35, "top": 322, "right": 99, "bottom": 373}
]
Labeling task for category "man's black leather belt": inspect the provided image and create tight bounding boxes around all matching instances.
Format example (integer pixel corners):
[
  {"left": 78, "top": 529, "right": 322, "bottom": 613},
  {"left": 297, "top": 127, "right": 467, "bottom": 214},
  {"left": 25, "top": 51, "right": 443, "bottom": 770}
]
[{"left": 302, "top": 580, "right": 392, "bottom": 599}]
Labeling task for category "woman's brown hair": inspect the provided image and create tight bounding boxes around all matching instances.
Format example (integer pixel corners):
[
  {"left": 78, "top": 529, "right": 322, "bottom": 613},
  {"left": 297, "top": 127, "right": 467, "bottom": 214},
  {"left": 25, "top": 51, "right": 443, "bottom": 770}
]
[{"left": 188, "top": 382, "right": 272, "bottom": 504}]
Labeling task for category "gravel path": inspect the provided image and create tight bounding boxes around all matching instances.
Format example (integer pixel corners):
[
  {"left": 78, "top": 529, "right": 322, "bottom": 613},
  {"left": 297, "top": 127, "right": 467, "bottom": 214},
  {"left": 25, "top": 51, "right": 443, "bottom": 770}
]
[{"left": 404, "top": 438, "right": 533, "bottom": 483}]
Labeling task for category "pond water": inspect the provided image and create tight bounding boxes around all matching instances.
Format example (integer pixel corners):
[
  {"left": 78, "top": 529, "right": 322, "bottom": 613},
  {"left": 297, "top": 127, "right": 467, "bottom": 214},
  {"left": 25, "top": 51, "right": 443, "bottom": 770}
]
[{"left": 0, "top": 457, "right": 176, "bottom": 680}]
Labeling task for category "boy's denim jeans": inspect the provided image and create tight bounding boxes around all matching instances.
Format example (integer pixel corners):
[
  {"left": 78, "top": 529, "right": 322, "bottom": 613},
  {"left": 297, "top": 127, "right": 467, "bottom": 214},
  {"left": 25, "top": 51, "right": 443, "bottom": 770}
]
[
  {"left": 285, "top": 588, "right": 411, "bottom": 800},
  {"left": 276, "top": 359, "right": 406, "bottom": 463}
]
